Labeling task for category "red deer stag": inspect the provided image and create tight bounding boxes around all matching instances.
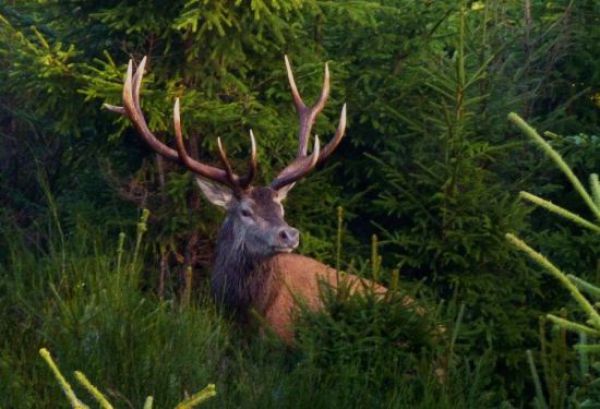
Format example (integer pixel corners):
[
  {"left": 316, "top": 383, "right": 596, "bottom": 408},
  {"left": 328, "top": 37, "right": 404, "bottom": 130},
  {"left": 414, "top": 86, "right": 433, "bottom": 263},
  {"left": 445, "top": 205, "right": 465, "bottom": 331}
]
[{"left": 105, "top": 56, "right": 387, "bottom": 343}]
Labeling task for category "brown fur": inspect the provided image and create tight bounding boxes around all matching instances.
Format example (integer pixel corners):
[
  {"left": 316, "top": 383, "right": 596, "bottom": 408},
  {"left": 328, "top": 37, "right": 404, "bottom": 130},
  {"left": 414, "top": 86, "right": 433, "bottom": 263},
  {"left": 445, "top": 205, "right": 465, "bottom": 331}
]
[{"left": 256, "top": 253, "right": 387, "bottom": 343}]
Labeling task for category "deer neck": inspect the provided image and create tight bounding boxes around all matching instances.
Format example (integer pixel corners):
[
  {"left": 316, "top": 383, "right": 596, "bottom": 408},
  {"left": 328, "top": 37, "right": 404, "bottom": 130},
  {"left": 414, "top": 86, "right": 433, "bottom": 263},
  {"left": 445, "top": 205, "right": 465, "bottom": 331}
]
[{"left": 211, "top": 218, "right": 274, "bottom": 319}]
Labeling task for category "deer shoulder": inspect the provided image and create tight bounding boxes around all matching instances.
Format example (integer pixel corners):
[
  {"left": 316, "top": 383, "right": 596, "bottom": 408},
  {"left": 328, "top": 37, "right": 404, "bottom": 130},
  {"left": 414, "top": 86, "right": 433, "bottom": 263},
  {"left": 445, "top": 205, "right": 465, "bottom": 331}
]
[{"left": 261, "top": 253, "right": 387, "bottom": 343}]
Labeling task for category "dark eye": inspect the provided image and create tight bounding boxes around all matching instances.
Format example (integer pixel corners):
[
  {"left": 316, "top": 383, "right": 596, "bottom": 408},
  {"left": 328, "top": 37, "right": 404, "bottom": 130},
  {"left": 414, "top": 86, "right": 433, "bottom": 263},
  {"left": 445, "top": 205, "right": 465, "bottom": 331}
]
[{"left": 241, "top": 209, "right": 253, "bottom": 218}]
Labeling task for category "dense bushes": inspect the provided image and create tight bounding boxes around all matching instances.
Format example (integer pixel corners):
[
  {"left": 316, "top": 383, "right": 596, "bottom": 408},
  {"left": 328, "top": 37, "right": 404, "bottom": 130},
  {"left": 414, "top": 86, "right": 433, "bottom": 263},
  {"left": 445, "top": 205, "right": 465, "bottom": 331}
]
[{"left": 1, "top": 0, "right": 599, "bottom": 406}]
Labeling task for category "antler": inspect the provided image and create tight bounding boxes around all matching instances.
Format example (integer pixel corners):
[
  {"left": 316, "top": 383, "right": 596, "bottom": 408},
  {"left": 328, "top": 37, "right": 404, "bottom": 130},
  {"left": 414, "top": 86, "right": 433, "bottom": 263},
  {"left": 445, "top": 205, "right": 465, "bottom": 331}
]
[
  {"left": 104, "top": 57, "right": 257, "bottom": 191},
  {"left": 270, "top": 56, "right": 347, "bottom": 191}
]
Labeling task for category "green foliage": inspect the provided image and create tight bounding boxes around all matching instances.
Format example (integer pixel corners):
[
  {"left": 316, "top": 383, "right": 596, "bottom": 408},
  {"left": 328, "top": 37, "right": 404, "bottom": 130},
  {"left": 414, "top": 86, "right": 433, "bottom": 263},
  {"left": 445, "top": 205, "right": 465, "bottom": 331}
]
[
  {"left": 311, "top": 0, "right": 599, "bottom": 397},
  {"left": 0, "top": 0, "right": 345, "bottom": 292},
  {"left": 0, "top": 204, "right": 505, "bottom": 409},
  {"left": 506, "top": 114, "right": 600, "bottom": 408},
  {"left": 2, "top": 0, "right": 600, "bottom": 406},
  {"left": 295, "top": 267, "right": 439, "bottom": 383},
  {"left": 290, "top": 225, "right": 505, "bottom": 407},
  {"left": 340, "top": 3, "right": 553, "bottom": 394},
  {"left": 39, "top": 347, "right": 216, "bottom": 409},
  {"left": 0, "top": 209, "right": 226, "bottom": 408}
]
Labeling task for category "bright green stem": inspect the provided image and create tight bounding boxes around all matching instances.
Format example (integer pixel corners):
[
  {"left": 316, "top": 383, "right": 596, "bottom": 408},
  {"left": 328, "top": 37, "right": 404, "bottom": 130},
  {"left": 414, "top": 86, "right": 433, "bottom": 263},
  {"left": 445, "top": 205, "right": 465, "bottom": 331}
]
[
  {"left": 450, "top": 303, "right": 466, "bottom": 357},
  {"left": 519, "top": 191, "right": 600, "bottom": 233},
  {"left": 38, "top": 170, "right": 66, "bottom": 275},
  {"left": 74, "top": 371, "right": 114, "bottom": 409},
  {"left": 116, "top": 232, "right": 126, "bottom": 274},
  {"left": 575, "top": 344, "right": 600, "bottom": 353},
  {"left": 371, "top": 234, "right": 381, "bottom": 281},
  {"left": 144, "top": 396, "right": 154, "bottom": 409},
  {"left": 336, "top": 206, "right": 344, "bottom": 274},
  {"left": 174, "top": 384, "right": 217, "bottom": 409},
  {"left": 526, "top": 350, "right": 548, "bottom": 409},
  {"left": 591, "top": 173, "right": 600, "bottom": 208},
  {"left": 546, "top": 314, "right": 600, "bottom": 337},
  {"left": 181, "top": 266, "right": 193, "bottom": 310},
  {"left": 568, "top": 274, "right": 600, "bottom": 300},
  {"left": 132, "top": 208, "right": 150, "bottom": 267},
  {"left": 508, "top": 112, "right": 600, "bottom": 221},
  {"left": 39, "top": 348, "right": 89, "bottom": 409},
  {"left": 506, "top": 233, "right": 600, "bottom": 328}
]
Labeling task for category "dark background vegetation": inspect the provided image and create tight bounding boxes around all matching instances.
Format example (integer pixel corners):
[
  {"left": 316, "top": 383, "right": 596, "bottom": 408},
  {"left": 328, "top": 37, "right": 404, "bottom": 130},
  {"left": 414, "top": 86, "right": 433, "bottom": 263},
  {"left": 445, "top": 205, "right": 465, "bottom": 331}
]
[{"left": 0, "top": 1, "right": 599, "bottom": 407}]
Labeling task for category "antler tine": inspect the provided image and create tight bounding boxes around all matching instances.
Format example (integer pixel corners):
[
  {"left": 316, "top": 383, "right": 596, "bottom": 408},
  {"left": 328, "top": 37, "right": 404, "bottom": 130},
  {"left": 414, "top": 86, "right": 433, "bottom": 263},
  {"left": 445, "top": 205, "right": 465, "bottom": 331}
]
[
  {"left": 284, "top": 55, "right": 330, "bottom": 157},
  {"left": 120, "top": 59, "right": 180, "bottom": 162},
  {"left": 239, "top": 130, "right": 258, "bottom": 189},
  {"left": 271, "top": 136, "right": 321, "bottom": 191},
  {"left": 316, "top": 103, "right": 346, "bottom": 165},
  {"left": 103, "top": 103, "right": 126, "bottom": 115},
  {"left": 172, "top": 98, "right": 237, "bottom": 187},
  {"left": 216, "top": 137, "right": 239, "bottom": 188},
  {"left": 104, "top": 57, "right": 239, "bottom": 188},
  {"left": 131, "top": 56, "right": 147, "bottom": 109},
  {"left": 272, "top": 57, "right": 345, "bottom": 191},
  {"left": 284, "top": 55, "right": 305, "bottom": 112}
]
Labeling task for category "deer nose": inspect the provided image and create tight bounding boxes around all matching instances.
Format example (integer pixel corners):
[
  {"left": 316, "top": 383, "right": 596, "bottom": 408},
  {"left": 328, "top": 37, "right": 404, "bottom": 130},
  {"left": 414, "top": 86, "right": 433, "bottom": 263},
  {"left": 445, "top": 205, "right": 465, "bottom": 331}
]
[{"left": 278, "top": 227, "right": 299, "bottom": 248}]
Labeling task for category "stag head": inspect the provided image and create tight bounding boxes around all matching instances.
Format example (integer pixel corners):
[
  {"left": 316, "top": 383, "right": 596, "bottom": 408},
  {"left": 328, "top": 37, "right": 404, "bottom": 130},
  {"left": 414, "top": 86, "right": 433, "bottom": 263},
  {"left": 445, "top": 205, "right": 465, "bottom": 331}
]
[{"left": 105, "top": 56, "right": 346, "bottom": 258}]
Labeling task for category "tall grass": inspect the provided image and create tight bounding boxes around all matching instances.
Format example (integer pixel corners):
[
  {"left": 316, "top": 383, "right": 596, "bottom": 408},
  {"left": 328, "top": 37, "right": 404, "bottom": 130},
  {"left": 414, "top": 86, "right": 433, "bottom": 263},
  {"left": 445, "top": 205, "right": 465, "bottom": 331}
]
[
  {"left": 0, "top": 204, "right": 504, "bottom": 408},
  {"left": 0, "top": 212, "right": 227, "bottom": 408}
]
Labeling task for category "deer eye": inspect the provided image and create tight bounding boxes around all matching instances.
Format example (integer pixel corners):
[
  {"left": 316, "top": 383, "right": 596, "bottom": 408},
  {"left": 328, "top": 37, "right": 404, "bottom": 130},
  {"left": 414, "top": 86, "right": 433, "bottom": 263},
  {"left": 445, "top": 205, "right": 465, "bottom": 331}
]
[{"left": 240, "top": 208, "right": 253, "bottom": 218}]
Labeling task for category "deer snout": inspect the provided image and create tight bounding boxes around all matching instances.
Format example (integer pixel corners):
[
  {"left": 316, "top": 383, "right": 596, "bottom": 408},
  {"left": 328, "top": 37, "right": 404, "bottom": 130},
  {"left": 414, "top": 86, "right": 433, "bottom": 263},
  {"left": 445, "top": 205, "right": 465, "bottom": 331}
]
[{"left": 277, "top": 227, "right": 299, "bottom": 249}]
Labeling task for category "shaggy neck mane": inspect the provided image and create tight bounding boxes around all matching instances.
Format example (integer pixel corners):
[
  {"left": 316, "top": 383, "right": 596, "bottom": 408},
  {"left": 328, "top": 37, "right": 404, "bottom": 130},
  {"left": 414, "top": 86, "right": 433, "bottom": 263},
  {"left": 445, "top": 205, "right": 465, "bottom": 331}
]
[{"left": 211, "top": 217, "right": 277, "bottom": 320}]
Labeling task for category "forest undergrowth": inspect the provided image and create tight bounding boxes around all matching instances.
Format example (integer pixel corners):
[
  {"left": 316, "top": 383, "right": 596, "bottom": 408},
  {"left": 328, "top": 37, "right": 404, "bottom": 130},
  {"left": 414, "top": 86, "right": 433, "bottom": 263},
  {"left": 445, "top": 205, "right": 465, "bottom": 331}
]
[
  {"left": 1, "top": 204, "right": 501, "bottom": 409},
  {"left": 1, "top": 1, "right": 599, "bottom": 407}
]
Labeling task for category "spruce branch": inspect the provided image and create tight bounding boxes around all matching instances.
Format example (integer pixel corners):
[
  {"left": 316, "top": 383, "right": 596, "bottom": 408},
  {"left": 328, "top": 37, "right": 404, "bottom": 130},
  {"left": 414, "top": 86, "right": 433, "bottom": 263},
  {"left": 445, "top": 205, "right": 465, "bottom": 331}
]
[
  {"left": 519, "top": 191, "right": 600, "bottom": 233},
  {"left": 546, "top": 315, "right": 600, "bottom": 337},
  {"left": 508, "top": 112, "right": 600, "bottom": 221},
  {"left": 591, "top": 173, "right": 600, "bottom": 208},
  {"left": 575, "top": 344, "right": 600, "bottom": 353},
  {"left": 174, "top": 384, "right": 217, "bottom": 409},
  {"left": 74, "top": 371, "right": 114, "bottom": 409},
  {"left": 39, "top": 348, "right": 89, "bottom": 409},
  {"left": 505, "top": 233, "right": 600, "bottom": 328},
  {"left": 568, "top": 274, "right": 600, "bottom": 300}
]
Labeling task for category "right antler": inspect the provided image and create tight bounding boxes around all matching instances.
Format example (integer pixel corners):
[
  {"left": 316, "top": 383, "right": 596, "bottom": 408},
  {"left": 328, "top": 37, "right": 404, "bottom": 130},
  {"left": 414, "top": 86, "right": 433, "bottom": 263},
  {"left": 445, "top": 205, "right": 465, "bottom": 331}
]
[
  {"left": 270, "top": 56, "right": 347, "bottom": 191},
  {"left": 104, "top": 57, "right": 256, "bottom": 191}
]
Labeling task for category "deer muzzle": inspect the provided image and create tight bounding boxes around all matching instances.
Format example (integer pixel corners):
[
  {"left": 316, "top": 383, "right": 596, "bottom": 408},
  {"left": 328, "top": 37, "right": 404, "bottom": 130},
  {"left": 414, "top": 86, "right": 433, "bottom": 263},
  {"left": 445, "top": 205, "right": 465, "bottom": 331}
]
[{"left": 273, "top": 226, "right": 299, "bottom": 252}]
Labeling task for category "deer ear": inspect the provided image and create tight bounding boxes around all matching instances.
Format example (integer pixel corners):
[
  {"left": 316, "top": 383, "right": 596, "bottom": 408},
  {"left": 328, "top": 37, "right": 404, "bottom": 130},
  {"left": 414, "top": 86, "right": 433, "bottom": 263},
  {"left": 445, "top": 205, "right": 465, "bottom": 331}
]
[
  {"left": 195, "top": 177, "right": 234, "bottom": 208},
  {"left": 274, "top": 182, "right": 295, "bottom": 202}
]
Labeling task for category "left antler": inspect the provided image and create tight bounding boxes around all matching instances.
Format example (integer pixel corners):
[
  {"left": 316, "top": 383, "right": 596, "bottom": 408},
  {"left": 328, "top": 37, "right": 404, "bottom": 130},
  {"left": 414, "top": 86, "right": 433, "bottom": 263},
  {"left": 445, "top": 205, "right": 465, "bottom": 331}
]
[{"left": 105, "top": 57, "right": 257, "bottom": 192}]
